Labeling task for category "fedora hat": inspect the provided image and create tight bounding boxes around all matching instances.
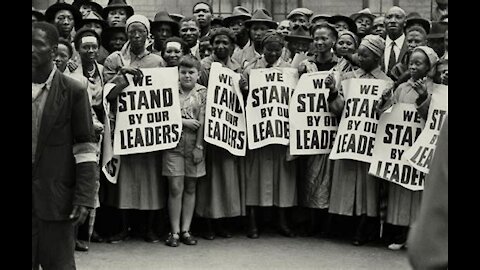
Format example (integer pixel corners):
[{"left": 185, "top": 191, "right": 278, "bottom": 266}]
[
  {"left": 151, "top": 11, "right": 179, "bottom": 35},
  {"left": 101, "top": 25, "right": 126, "bottom": 48},
  {"left": 427, "top": 21, "right": 448, "bottom": 39},
  {"left": 77, "top": 11, "right": 107, "bottom": 30},
  {"left": 169, "top": 13, "right": 185, "bottom": 23},
  {"left": 311, "top": 14, "right": 331, "bottom": 24},
  {"left": 244, "top": 8, "right": 278, "bottom": 29},
  {"left": 211, "top": 16, "right": 225, "bottom": 27},
  {"left": 223, "top": 6, "right": 251, "bottom": 26},
  {"left": 285, "top": 24, "right": 313, "bottom": 42},
  {"left": 405, "top": 12, "right": 431, "bottom": 34},
  {"left": 103, "top": 0, "right": 134, "bottom": 20},
  {"left": 329, "top": 14, "right": 357, "bottom": 33},
  {"left": 32, "top": 7, "right": 45, "bottom": 22},
  {"left": 287, "top": 8, "right": 314, "bottom": 20},
  {"left": 350, "top": 8, "right": 376, "bottom": 22},
  {"left": 45, "top": 2, "right": 82, "bottom": 26},
  {"left": 72, "top": 0, "right": 104, "bottom": 17}
]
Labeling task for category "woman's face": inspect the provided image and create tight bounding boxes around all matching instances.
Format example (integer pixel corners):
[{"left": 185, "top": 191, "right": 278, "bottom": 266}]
[
  {"left": 127, "top": 23, "right": 148, "bottom": 51},
  {"left": 109, "top": 32, "right": 127, "bottom": 51},
  {"left": 107, "top": 8, "right": 128, "bottom": 27},
  {"left": 78, "top": 36, "right": 99, "bottom": 63},
  {"left": 313, "top": 28, "right": 335, "bottom": 54},
  {"left": 406, "top": 30, "right": 427, "bottom": 52},
  {"left": 409, "top": 50, "right": 430, "bottom": 80},
  {"left": 334, "top": 21, "right": 349, "bottom": 32},
  {"left": 335, "top": 35, "right": 356, "bottom": 57},
  {"left": 212, "top": 34, "right": 233, "bottom": 60},
  {"left": 54, "top": 43, "right": 71, "bottom": 72},
  {"left": 199, "top": 40, "right": 213, "bottom": 59},
  {"left": 179, "top": 66, "right": 199, "bottom": 90},
  {"left": 355, "top": 16, "right": 372, "bottom": 35},
  {"left": 163, "top": 41, "right": 184, "bottom": 67},
  {"left": 263, "top": 42, "right": 283, "bottom": 65},
  {"left": 357, "top": 45, "right": 379, "bottom": 72}
]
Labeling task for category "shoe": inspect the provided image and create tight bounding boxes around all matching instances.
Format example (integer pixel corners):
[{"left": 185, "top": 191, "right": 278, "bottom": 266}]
[
  {"left": 165, "top": 232, "right": 180, "bottom": 247},
  {"left": 107, "top": 230, "right": 129, "bottom": 244},
  {"left": 180, "top": 231, "right": 198, "bottom": 245},
  {"left": 217, "top": 228, "right": 233, "bottom": 238},
  {"left": 388, "top": 242, "right": 406, "bottom": 250},
  {"left": 202, "top": 230, "right": 215, "bottom": 240},
  {"left": 144, "top": 231, "right": 160, "bottom": 243},
  {"left": 278, "top": 226, "right": 296, "bottom": 238},
  {"left": 90, "top": 231, "right": 104, "bottom": 243},
  {"left": 75, "top": 240, "right": 89, "bottom": 252},
  {"left": 247, "top": 228, "right": 259, "bottom": 239}
]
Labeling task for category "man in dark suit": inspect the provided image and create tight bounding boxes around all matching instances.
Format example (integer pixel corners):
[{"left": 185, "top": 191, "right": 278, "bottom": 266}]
[
  {"left": 32, "top": 22, "right": 97, "bottom": 270},
  {"left": 383, "top": 6, "right": 408, "bottom": 79},
  {"left": 407, "top": 116, "right": 448, "bottom": 269}
]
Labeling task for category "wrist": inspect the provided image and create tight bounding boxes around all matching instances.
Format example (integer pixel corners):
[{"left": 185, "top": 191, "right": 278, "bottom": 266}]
[{"left": 195, "top": 145, "right": 204, "bottom": 150}]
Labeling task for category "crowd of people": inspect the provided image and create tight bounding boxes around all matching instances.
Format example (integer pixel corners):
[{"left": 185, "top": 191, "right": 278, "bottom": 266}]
[{"left": 32, "top": 0, "right": 448, "bottom": 269}]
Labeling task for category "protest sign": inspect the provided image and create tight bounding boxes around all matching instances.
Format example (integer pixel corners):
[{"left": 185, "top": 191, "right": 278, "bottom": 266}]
[
  {"left": 403, "top": 84, "right": 448, "bottom": 174},
  {"left": 369, "top": 103, "right": 426, "bottom": 191},
  {"left": 329, "top": 78, "right": 389, "bottom": 163},
  {"left": 245, "top": 67, "right": 299, "bottom": 149},
  {"left": 289, "top": 71, "right": 338, "bottom": 155},
  {"left": 113, "top": 67, "right": 182, "bottom": 155},
  {"left": 204, "top": 62, "right": 247, "bottom": 156},
  {"left": 102, "top": 83, "right": 120, "bottom": 183}
]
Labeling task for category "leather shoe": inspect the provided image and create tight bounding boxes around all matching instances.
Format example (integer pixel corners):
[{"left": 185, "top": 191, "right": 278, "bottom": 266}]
[
  {"left": 180, "top": 231, "right": 198, "bottom": 245},
  {"left": 144, "top": 231, "right": 160, "bottom": 243},
  {"left": 202, "top": 230, "right": 215, "bottom": 240},
  {"left": 165, "top": 232, "right": 180, "bottom": 247},
  {"left": 107, "top": 230, "right": 129, "bottom": 244},
  {"left": 75, "top": 240, "right": 89, "bottom": 252},
  {"left": 278, "top": 227, "right": 296, "bottom": 238},
  {"left": 247, "top": 228, "right": 259, "bottom": 239},
  {"left": 217, "top": 228, "right": 233, "bottom": 238}
]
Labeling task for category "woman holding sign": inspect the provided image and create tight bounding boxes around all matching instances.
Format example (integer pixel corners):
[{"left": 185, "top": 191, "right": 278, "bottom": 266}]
[
  {"left": 326, "top": 35, "right": 393, "bottom": 246},
  {"left": 102, "top": 15, "right": 167, "bottom": 244},
  {"left": 242, "top": 32, "right": 297, "bottom": 238},
  {"left": 377, "top": 46, "right": 439, "bottom": 250}
]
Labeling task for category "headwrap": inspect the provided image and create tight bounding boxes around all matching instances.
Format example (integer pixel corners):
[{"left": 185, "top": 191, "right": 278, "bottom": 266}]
[
  {"left": 262, "top": 32, "right": 284, "bottom": 46},
  {"left": 360, "top": 34, "right": 385, "bottom": 57},
  {"left": 412, "top": 46, "right": 439, "bottom": 77},
  {"left": 338, "top": 30, "right": 359, "bottom": 48},
  {"left": 120, "top": 14, "right": 152, "bottom": 67}
]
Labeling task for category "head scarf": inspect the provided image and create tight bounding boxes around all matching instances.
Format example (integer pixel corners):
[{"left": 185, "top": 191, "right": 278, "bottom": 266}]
[
  {"left": 360, "top": 34, "right": 385, "bottom": 57},
  {"left": 120, "top": 14, "right": 152, "bottom": 66},
  {"left": 262, "top": 32, "right": 284, "bottom": 47},
  {"left": 338, "top": 30, "right": 359, "bottom": 48},
  {"left": 412, "top": 46, "right": 439, "bottom": 77}
]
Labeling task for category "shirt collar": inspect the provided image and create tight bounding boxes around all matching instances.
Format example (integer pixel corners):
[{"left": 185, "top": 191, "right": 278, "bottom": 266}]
[
  {"left": 386, "top": 33, "right": 405, "bottom": 47},
  {"left": 33, "top": 65, "right": 57, "bottom": 91}
]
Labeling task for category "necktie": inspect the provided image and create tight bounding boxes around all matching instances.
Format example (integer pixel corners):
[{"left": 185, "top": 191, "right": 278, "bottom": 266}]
[{"left": 387, "top": 41, "right": 396, "bottom": 75}]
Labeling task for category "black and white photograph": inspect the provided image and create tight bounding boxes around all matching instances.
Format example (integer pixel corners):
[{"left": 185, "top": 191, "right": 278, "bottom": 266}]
[{"left": 32, "top": 0, "right": 448, "bottom": 269}]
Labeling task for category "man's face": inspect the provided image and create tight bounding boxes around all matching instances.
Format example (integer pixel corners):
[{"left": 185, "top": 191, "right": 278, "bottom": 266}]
[
  {"left": 193, "top": 3, "right": 212, "bottom": 28},
  {"left": 109, "top": 32, "right": 127, "bottom": 52},
  {"left": 277, "top": 20, "right": 291, "bottom": 36},
  {"left": 355, "top": 16, "right": 373, "bottom": 35},
  {"left": 213, "top": 34, "right": 233, "bottom": 60},
  {"left": 180, "top": 20, "right": 200, "bottom": 47},
  {"left": 85, "top": 22, "right": 103, "bottom": 37},
  {"left": 250, "top": 23, "right": 269, "bottom": 44},
  {"left": 385, "top": 8, "right": 406, "bottom": 37},
  {"left": 54, "top": 10, "right": 75, "bottom": 37},
  {"left": 32, "top": 28, "right": 56, "bottom": 72},
  {"left": 151, "top": 24, "right": 173, "bottom": 45},
  {"left": 371, "top": 17, "right": 386, "bottom": 38},
  {"left": 107, "top": 8, "right": 128, "bottom": 27},
  {"left": 228, "top": 19, "right": 248, "bottom": 38},
  {"left": 54, "top": 43, "right": 70, "bottom": 72},
  {"left": 290, "top": 14, "right": 309, "bottom": 29}
]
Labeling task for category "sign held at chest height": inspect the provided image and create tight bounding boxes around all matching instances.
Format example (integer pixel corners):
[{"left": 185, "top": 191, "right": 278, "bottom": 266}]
[
  {"left": 289, "top": 71, "right": 338, "bottom": 155},
  {"left": 246, "top": 67, "right": 299, "bottom": 149},
  {"left": 368, "top": 103, "right": 426, "bottom": 191},
  {"left": 329, "top": 78, "right": 389, "bottom": 163},
  {"left": 113, "top": 67, "right": 182, "bottom": 155},
  {"left": 204, "top": 62, "right": 247, "bottom": 156}
]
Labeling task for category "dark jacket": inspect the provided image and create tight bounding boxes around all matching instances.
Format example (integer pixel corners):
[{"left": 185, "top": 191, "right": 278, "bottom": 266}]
[{"left": 32, "top": 70, "right": 97, "bottom": 221}]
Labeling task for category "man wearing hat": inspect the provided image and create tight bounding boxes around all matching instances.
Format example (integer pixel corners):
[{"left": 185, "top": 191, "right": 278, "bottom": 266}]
[
  {"left": 78, "top": 11, "right": 110, "bottom": 64},
  {"left": 427, "top": 21, "right": 448, "bottom": 58},
  {"left": 32, "top": 7, "right": 45, "bottom": 23},
  {"left": 149, "top": 11, "right": 179, "bottom": 56},
  {"left": 284, "top": 24, "right": 313, "bottom": 63},
  {"left": 311, "top": 14, "right": 332, "bottom": 27},
  {"left": 224, "top": 6, "right": 252, "bottom": 59},
  {"left": 45, "top": 1, "right": 83, "bottom": 42},
  {"left": 350, "top": 8, "right": 376, "bottom": 39},
  {"left": 330, "top": 14, "right": 357, "bottom": 34},
  {"left": 277, "top": 20, "right": 291, "bottom": 37},
  {"left": 383, "top": 6, "right": 408, "bottom": 79},
  {"left": 432, "top": 0, "right": 448, "bottom": 21},
  {"left": 405, "top": 12, "right": 431, "bottom": 35},
  {"left": 193, "top": 2, "right": 213, "bottom": 38},
  {"left": 287, "top": 7, "right": 313, "bottom": 29},
  {"left": 233, "top": 8, "right": 278, "bottom": 70},
  {"left": 103, "top": 0, "right": 134, "bottom": 27},
  {"left": 72, "top": 0, "right": 104, "bottom": 18}
]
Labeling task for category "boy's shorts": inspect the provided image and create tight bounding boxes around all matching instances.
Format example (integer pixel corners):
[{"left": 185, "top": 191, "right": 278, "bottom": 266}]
[{"left": 162, "top": 150, "right": 206, "bottom": 178}]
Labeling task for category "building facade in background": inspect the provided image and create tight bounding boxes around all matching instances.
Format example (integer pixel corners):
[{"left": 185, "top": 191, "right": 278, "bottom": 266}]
[{"left": 33, "top": 0, "right": 434, "bottom": 24}]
